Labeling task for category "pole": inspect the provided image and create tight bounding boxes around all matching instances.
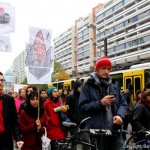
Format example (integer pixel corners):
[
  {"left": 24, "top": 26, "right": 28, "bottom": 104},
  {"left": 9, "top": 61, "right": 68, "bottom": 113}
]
[
  {"left": 104, "top": 38, "right": 107, "bottom": 56},
  {"left": 37, "top": 84, "right": 40, "bottom": 132}
]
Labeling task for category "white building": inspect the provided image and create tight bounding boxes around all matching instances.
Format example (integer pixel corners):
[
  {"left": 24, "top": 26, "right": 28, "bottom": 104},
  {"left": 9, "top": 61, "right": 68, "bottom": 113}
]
[
  {"left": 13, "top": 50, "right": 26, "bottom": 84},
  {"left": 96, "top": 0, "right": 150, "bottom": 69},
  {"left": 54, "top": 0, "right": 150, "bottom": 77}
]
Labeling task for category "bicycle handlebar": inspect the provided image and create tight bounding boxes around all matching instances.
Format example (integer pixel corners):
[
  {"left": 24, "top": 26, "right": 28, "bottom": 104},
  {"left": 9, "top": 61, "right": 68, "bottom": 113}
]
[
  {"left": 78, "top": 129, "right": 123, "bottom": 136},
  {"left": 125, "top": 130, "right": 150, "bottom": 137},
  {"left": 78, "top": 117, "right": 91, "bottom": 129}
]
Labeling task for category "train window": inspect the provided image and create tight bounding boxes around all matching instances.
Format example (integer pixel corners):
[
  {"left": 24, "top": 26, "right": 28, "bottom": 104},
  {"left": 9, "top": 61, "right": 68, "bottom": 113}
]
[
  {"left": 64, "top": 85, "right": 70, "bottom": 91},
  {"left": 134, "top": 77, "right": 141, "bottom": 92},
  {"left": 126, "top": 78, "right": 132, "bottom": 90},
  {"left": 111, "top": 73, "right": 123, "bottom": 89},
  {"left": 58, "top": 82, "right": 63, "bottom": 90},
  {"left": 71, "top": 80, "right": 75, "bottom": 90},
  {"left": 53, "top": 83, "right": 58, "bottom": 88},
  {"left": 145, "top": 69, "right": 150, "bottom": 87}
]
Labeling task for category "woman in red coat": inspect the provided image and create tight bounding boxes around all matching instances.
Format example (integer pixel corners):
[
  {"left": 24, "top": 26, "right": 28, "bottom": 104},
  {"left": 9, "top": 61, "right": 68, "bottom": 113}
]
[
  {"left": 18, "top": 91, "right": 48, "bottom": 150},
  {"left": 44, "top": 86, "right": 65, "bottom": 150}
]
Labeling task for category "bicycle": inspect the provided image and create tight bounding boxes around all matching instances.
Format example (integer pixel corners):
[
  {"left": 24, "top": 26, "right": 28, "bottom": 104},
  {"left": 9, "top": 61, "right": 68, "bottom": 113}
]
[
  {"left": 54, "top": 117, "right": 92, "bottom": 150},
  {"left": 55, "top": 116, "right": 125, "bottom": 150},
  {"left": 124, "top": 130, "right": 150, "bottom": 150}
]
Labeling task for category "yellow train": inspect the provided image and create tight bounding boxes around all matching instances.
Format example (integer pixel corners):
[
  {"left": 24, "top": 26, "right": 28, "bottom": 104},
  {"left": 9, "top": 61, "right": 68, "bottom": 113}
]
[{"left": 48, "top": 62, "right": 150, "bottom": 96}]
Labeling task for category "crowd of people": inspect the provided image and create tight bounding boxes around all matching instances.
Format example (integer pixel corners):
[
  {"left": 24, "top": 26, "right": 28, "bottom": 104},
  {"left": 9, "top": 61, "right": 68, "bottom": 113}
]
[{"left": 0, "top": 56, "right": 150, "bottom": 150}]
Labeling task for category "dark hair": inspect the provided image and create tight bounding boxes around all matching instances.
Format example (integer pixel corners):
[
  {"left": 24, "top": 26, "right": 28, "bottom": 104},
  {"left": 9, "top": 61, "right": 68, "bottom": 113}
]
[
  {"left": 146, "top": 82, "right": 150, "bottom": 89},
  {"left": 0, "top": 72, "right": 3, "bottom": 76},
  {"left": 134, "top": 89, "right": 142, "bottom": 100},
  {"left": 62, "top": 88, "right": 68, "bottom": 96},
  {"left": 24, "top": 91, "right": 44, "bottom": 119},
  {"left": 141, "top": 89, "right": 150, "bottom": 100},
  {"left": 27, "top": 86, "right": 37, "bottom": 92},
  {"left": 26, "top": 91, "right": 38, "bottom": 104},
  {"left": 128, "top": 83, "right": 134, "bottom": 91},
  {"left": 40, "top": 89, "right": 46, "bottom": 94}
]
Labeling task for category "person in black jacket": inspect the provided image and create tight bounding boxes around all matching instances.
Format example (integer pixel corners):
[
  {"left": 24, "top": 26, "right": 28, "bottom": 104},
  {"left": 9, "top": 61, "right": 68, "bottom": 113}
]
[
  {"left": 122, "top": 83, "right": 134, "bottom": 140},
  {"left": 132, "top": 89, "right": 150, "bottom": 134},
  {"left": 0, "top": 71, "right": 24, "bottom": 150},
  {"left": 66, "top": 80, "right": 84, "bottom": 125},
  {"left": 66, "top": 80, "right": 89, "bottom": 150}
]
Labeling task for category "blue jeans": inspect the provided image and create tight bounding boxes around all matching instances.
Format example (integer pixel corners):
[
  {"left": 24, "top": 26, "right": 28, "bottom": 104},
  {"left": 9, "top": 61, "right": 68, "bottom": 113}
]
[{"left": 96, "top": 134, "right": 125, "bottom": 150}]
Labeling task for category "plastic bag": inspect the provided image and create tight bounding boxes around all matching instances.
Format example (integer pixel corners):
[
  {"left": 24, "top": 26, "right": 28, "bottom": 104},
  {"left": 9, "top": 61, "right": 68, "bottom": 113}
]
[{"left": 41, "top": 127, "right": 51, "bottom": 150}]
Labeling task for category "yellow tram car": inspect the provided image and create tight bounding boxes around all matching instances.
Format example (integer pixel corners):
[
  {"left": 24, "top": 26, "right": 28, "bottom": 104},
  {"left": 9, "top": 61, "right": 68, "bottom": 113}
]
[{"left": 48, "top": 62, "right": 150, "bottom": 96}]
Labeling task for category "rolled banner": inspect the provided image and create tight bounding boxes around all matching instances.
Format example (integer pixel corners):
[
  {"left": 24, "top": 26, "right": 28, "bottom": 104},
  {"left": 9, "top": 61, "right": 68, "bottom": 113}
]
[{"left": 54, "top": 105, "right": 69, "bottom": 112}]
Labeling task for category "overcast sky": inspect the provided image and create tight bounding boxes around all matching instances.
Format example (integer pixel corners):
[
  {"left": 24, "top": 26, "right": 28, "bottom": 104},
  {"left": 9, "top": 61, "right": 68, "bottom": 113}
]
[{"left": 0, "top": 0, "right": 107, "bottom": 74}]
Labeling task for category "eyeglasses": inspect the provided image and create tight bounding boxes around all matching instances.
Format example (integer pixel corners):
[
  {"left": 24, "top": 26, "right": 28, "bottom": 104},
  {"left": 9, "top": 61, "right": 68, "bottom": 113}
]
[{"left": 0, "top": 79, "right": 5, "bottom": 82}]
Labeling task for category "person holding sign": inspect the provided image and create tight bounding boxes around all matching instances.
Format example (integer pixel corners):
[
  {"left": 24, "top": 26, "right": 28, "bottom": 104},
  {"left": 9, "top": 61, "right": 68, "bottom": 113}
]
[{"left": 18, "top": 91, "right": 48, "bottom": 150}]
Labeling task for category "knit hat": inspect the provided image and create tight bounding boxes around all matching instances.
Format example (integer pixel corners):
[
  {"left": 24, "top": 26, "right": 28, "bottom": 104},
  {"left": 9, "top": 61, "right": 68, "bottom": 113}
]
[
  {"left": 47, "top": 86, "right": 56, "bottom": 96},
  {"left": 95, "top": 56, "right": 112, "bottom": 71}
]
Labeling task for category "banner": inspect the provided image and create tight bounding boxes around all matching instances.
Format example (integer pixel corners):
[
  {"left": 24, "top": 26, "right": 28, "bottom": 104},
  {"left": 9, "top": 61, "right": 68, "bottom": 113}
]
[
  {"left": 0, "top": 35, "right": 11, "bottom": 52},
  {"left": 13, "top": 84, "right": 27, "bottom": 93},
  {"left": 0, "top": 2, "right": 15, "bottom": 34},
  {"left": 25, "top": 27, "right": 54, "bottom": 84}
]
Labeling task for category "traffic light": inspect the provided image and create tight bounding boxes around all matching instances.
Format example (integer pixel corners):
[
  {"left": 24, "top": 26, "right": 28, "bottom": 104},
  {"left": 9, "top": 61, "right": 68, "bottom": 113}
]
[{"left": 104, "top": 38, "right": 107, "bottom": 56}]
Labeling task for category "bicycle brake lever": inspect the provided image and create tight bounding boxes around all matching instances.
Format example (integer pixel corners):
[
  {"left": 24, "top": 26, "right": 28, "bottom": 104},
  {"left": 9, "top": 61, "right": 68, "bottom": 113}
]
[
  {"left": 105, "top": 130, "right": 112, "bottom": 136},
  {"left": 145, "top": 131, "right": 150, "bottom": 137}
]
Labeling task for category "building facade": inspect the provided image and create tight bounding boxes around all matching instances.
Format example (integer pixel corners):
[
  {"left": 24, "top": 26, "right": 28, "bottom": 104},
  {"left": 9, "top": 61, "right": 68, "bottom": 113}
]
[
  {"left": 13, "top": 50, "right": 26, "bottom": 84},
  {"left": 96, "top": 0, "right": 150, "bottom": 69},
  {"left": 54, "top": 0, "right": 150, "bottom": 77}
]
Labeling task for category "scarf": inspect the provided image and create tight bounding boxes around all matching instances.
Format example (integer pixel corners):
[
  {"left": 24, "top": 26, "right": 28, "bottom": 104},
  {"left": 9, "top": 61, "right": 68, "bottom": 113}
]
[
  {"left": 141, "top": 99, "right": 150, "bottom": 107},
  {"left": 24, "top": 104, "right": 44, "bottom": 119}
]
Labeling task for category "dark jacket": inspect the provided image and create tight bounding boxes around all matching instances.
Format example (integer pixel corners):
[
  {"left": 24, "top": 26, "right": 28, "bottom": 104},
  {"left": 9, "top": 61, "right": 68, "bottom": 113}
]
[
  {"left": 78, "top": 73, "right": 127, "bottom": 129},
  {"left": 132, "top": 102, "right": 150, "bottom": 132},
  {"left": 66, "top": 80, "right": 85, "bottom": 125},
  {"left": 0, "top": 94, "right": 21, "bottom": 150}
]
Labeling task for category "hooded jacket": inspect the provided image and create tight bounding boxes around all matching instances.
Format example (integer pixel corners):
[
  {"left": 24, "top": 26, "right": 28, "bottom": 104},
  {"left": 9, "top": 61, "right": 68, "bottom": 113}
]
[
  {"left": 66, "top": 80, "right": 85, "bottom": 125},
  {"left": 78, "top": 72, "right": 127, "bottom": 129}
]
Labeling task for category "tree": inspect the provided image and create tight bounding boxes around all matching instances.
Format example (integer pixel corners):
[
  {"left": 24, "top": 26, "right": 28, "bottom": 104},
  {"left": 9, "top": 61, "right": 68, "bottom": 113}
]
[{"left": 52, "top": 61, "right": 70, "bottom": 82}]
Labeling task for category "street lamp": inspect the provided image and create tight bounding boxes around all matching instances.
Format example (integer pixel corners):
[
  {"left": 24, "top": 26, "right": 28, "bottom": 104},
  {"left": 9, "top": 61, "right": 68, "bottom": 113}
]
[
  {"left": 87, "top": 24, "right": 107, "bottom": 57},
  {"left": 90, "top": 38, "right": 104, "bottom": 54}
]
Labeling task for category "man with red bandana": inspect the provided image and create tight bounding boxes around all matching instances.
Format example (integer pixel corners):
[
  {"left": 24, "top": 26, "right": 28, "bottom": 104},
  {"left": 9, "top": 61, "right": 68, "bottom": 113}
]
[
  {"left": 78, "top": 56, "right": 127, "bottom": 150},
  {"left": 0, "top": 71, "right": 24, "bottom": 150}
]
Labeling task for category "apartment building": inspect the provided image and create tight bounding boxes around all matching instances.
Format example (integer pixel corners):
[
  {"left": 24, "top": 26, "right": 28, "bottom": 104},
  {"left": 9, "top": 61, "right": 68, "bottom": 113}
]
[
  {"left": 95, "top": 0, "right": 150, "bottom": 69},
  {"left": 13, "top": 50, "right": 26, "bottom": 84},
  {"left": 54, "top": 0, "right": 150, "bottom": 77},
  {"left": 54, "top": 26, "right": 76, "bottom": 76}
]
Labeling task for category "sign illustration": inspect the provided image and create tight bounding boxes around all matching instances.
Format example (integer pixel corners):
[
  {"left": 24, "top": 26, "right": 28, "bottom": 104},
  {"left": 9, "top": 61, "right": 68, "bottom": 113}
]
[{"left": 25, "top": 27, "right": 54, "bottom": 84}]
